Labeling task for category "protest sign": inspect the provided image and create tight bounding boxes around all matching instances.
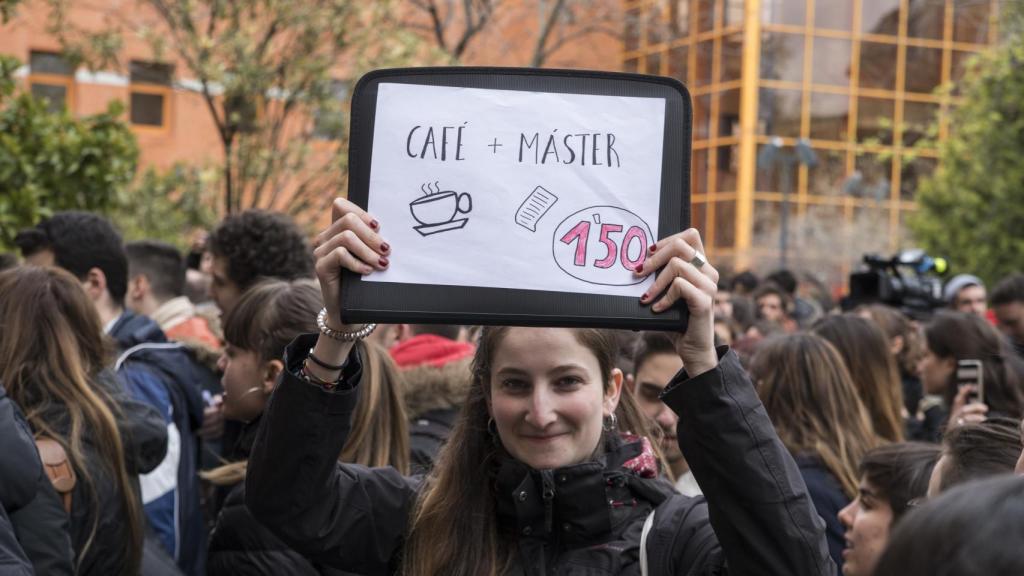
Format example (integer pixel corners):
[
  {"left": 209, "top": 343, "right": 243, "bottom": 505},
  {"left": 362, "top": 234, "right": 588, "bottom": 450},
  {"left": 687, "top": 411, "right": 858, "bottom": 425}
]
[{"left": 342, "top": 68, "right": 692, "bottom": 330}]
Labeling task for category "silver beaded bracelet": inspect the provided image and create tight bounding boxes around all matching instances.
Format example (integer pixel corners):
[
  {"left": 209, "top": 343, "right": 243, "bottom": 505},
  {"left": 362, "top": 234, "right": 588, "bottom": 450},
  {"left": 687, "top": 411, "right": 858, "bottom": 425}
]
[{"left": 316, "top": 307, "right": 376, "bottom": 341}]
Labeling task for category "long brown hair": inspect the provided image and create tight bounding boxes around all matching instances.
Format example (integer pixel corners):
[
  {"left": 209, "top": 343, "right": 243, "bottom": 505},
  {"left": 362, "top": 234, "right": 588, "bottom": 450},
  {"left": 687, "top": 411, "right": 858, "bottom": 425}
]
[
  {"left": 402, "top": 327, "right": 662, "bottom": 576},
  {"left": 857, "top": 304, "right": 924, "bottom": 378},
  {"left": 813, "top": 314, "right": 905, "bottom": 441},
  {"left": 924, "top": 311, "right": 1024, "bottom": 418},
  {"left": 749, "top": 333, "right": 880, "bottom": 497},
  {"left": 0, "top": 266, "right": 143, "bottom": 575},
  {"left": 204, "top": 279, "right": 409, "bottom": 486}
]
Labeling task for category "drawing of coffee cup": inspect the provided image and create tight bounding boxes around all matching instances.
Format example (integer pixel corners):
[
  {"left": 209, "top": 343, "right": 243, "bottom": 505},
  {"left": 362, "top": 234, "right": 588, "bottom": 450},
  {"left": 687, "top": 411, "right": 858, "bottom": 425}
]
[{"left": 409, "top": 191, "right": 472, "bottom": 226}]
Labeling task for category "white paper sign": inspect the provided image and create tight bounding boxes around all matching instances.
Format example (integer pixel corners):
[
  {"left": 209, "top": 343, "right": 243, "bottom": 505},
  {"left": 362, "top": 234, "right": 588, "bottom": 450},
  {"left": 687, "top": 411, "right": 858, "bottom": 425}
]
[{"left": 365, "top": 83, "right": 666, "bottom": 297}]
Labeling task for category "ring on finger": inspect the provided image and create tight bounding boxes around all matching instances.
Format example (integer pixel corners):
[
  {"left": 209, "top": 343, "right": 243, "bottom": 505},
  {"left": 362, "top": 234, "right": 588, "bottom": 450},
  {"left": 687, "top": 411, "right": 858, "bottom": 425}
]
[{"left": 689, "top": 251, "right": 707, "bottom": 269}]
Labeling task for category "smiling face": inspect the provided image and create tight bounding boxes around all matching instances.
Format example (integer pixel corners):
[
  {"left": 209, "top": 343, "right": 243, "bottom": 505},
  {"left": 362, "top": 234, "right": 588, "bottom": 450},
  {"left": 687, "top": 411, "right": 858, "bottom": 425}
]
[
  {"left": 487, "top": 328, "right": 622, "bottom": 470},
  {"left": 217, "top": 344, "right": 271, "bottom": 422},
  {"left": 838, "top": 478, "right": 894, "bottom": 576}
]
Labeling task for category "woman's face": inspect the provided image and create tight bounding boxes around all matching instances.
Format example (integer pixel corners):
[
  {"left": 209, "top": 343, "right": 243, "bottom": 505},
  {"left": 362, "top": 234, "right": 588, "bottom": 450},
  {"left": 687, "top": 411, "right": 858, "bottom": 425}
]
[
  {"left": 917, "top": 344, "right": 954, "bottom": 395},
  {"left": 838, "top": 477, "right": 894, "bottom": 576},
  {"left": 488, "top": 328, "right": 622, "bottom": 470},
  {"left": 218, "top": 344, "right": 270, "bottom": 422}
]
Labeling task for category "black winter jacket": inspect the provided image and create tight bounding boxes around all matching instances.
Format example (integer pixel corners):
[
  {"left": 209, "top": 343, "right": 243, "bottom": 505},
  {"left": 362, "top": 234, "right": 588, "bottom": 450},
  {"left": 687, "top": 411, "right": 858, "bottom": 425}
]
[
  {"left": 30, "top": 370, "right": 167, "bottom": 576},
  {"left": 207, "top": 417, "right": 352, "bottom": 576},
  {"left": 794, "top": 455, "right": 849, "bottom": 573},
  {"left": 247, "top": 335, "right": 835, "bottom": 576},
  {"left": 1, "top": 384, "right": 74, "bottom": 575}
]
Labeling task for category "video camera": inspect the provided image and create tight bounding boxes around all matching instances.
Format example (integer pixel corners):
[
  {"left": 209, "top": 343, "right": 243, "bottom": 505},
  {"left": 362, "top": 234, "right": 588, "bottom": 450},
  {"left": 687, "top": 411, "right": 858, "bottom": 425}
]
[{"left": 843, "top": 249, "right": 948, "bottom": 319}]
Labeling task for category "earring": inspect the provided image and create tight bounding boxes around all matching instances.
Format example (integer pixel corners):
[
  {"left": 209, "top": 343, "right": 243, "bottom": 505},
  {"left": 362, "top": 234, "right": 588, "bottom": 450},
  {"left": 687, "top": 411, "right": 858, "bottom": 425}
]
[{"left": 602, "top": 412, "right": 618, "bottom": 432}]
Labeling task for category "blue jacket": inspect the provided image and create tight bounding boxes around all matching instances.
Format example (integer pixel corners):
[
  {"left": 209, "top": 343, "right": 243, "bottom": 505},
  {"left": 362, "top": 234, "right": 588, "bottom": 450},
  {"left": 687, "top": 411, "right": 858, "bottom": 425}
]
[
  {"left": 795, "top": 454, "right": 849, "bottom": 573},
  {"left": 111, "top": 311, "right": 217, "bottom": 576}
]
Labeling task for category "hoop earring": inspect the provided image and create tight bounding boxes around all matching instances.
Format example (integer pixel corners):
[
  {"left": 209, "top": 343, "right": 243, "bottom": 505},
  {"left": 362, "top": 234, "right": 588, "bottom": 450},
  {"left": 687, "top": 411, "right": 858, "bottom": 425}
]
[{"left": 602, "top": 412, "right": 618, "bottom": 432}]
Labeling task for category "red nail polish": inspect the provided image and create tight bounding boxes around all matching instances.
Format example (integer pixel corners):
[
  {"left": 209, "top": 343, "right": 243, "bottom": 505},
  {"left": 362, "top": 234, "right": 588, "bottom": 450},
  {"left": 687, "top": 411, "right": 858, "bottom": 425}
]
[
  {"left": 640, "top": 292, "right": 649, "bottom": 301},
  {"left": 381, "top": 242, "right": 390, "bottom": 252},
  {"left": 649, "top": 244, "right": 657, "bottom": 253},
  {"left": 379, "top": 257, "right": 389, "bottom": 267},
  {"left": 635, "top": 263, "right": 644, "bottom": 273},
  {"left": 370, "top": 219, "right": 380, "bottom": 229}
]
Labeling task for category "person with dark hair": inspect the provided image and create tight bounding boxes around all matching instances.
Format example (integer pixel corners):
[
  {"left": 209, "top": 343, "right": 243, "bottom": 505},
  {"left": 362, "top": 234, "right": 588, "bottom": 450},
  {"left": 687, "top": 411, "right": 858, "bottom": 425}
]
[
  {"left": 730, "top": 269, "right": 758, "bottom": 295},
  {"left": 752, "top": 282, "right": 795, "bottom": 328},
  {"left": 204, "top": 279, "right": 409, "bottom": 575},
  {"left": 837, "top": 443, "right": 940, "bottom": 576},
  {"left": 750, "top": 333, "right": 881, "bottom": 570},
  {"left": 927, "top": 418, "right": 1022, "bottom": 497},
  {"left": 874, "top": 475, "right": 1024, "bottom": 576},
  {"left": 206, "top": 210, "right": 314, "bottom": 318},
  {"left": 766, "top": 269, "right": 821, "bottom": 328},
  {"left": 920, "top": 311, "right": 1024, "bottom": 426},
  {"left": 388, "top": 324, "right": 476, "bottom": 474},
  {"left": 990, "top": 272, "right": 1024, "bottom": 357},
  {"left": 126, "top": 240, "right": 221, "bottom": 352},
  {"left": 626, "top": 331, "right": 702, "bottom": 496},
  {"left": 244, "top": 198, "right": 834, "bottom": 576},
  {"left": 813, "top": 315, "right": 905, "bottom": 442},
  {"left": 15, "top": 212, "right": 210, "bottom": 575}
]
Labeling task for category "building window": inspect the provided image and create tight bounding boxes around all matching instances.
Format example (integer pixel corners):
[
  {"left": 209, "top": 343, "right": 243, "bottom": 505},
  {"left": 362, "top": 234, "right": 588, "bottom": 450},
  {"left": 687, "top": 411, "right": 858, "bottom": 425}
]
[
  {"left": 313, "top": 79, "right": 350, "bottom": 141},
  {"left": 28, "top": 51, "right": 75, "bottom": 113},
  {"left": 129, "top": 61, "right": 173, "bottom": 129}
]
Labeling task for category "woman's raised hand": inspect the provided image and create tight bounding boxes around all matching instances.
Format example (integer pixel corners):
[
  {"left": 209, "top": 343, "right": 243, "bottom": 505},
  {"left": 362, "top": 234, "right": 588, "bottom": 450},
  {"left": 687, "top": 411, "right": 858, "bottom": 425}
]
[
  {"left": 312, "top": 198, "right": 391, "bottom": 331},
  {"left": 636, "top": 228, "right": 720, "bottom": 377}
]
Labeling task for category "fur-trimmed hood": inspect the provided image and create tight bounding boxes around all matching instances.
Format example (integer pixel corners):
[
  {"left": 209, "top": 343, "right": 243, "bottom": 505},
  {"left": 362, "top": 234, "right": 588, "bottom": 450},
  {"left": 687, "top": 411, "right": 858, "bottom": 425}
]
[{"left": 400, "top": 357, "right": 473, "bottom": 420}]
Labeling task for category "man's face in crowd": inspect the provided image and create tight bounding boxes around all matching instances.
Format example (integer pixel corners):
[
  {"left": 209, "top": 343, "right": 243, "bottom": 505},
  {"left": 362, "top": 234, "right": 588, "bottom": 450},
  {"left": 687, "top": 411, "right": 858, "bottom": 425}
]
[
  {"left": 713, "top": 290, "right": 733, "bottom": 319},
  {"left": 209, "top": 255, "right": 243, "bottom": 317},
  {"left": 953, "top": 284, "right": 987, "bottom": 316},
  {"left": 631, "top": 353, "right": 685, "bottom": 464},
  {"left": 994, "top": 301, "right": 1024, "bottom": 344},
  {"left": 757, "top": 293, "right": 785, "bottom": 322}
]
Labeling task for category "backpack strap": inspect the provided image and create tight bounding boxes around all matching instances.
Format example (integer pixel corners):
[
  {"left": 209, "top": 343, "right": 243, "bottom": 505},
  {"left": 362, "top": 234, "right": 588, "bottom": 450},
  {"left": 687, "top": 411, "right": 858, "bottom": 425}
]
[
  {"left": 640, "top": 508, "right": 656, "bottom": 576},
  {"left": 35, "top": 437, "right": 75, "bottom": 514}
]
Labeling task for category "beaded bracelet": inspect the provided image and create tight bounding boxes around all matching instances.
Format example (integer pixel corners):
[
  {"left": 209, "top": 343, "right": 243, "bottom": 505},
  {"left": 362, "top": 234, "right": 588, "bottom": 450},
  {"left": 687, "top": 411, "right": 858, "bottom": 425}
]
[
  {"left": 317, "top": 308, "right": 376, "bottom": 342},
  {"left": 299, "top": 364, "right": 341, "bottom": 392}
]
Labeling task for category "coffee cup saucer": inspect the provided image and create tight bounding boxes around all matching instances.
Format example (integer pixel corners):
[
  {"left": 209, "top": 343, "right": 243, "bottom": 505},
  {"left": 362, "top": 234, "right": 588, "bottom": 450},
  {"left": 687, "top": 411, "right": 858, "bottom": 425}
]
[{"left": 413, "top": 218, "right": 469, "bottom": 236}]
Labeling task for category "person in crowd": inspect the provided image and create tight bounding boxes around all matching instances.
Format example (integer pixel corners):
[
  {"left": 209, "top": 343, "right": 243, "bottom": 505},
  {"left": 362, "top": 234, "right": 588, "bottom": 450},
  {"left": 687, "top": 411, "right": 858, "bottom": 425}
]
[
  {"left": 0, "top": 265, "right": 169, "bottom": 576},
  {"left": 990, "top": 272, "right": 1024, "bottom": 357},
  {"left": 626, "top": 331, "right": 701, "bottom": 496},
  {"left": 204, "top": 278, "right": 409, "bottom": 575},
  {"left": 751, "top": 282, "right": 796, "bottom": 330},
  {"left": 766, "top": 269, "right": 822, "bottom": 328},
  {"left": 837, "top": 442, "right": 939, "bottom": 576},
  {"left": 243, "top": 198, "right": 834, "bottom": 576},
  {"left": 126, "top": 240, "right": 222, "bottom": 352},
  {"left": 943, "top": 273, "right": 987, "bottom": 316},
  {"left": 749, "top": 333, "right": 880, "bottom": 570},
  {"left": 712, "top": 315, "right": 741, "bottom": 347},
  {"left": 920, "top": 311, "right": 1024, "bottom": 425},
  {"left": 813, "top": 315, "right": 905, "bottom": 442},
  {"left": 874, "top": 475, "right": 1024, "bottom": 576},
  {"left": 856, "top": 304, "right": 944, "bottom": 442},
  {"left": 14, "top": 212, "right": 210, "bottom": 574},
  {"left": 1, "top": 382, "right": 74, "bottom": 575},
  {"left": 730, "top": 269, "right": 758, "bottom": 295},
  {"left": 206, "top": 209, "right": 314, "bottom": 318},
  {"left": 388, "top": 324, "right": 476, "bottom": 473},
  {"left": 926, "top": 418, "right": 1022, "bottom": 497}
]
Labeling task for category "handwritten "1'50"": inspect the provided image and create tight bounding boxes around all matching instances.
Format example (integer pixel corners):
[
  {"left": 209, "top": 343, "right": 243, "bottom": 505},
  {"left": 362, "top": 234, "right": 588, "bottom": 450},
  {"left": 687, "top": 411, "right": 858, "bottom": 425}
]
[{"left": 559, "top": 221, "right": 647, "bottom": 270}]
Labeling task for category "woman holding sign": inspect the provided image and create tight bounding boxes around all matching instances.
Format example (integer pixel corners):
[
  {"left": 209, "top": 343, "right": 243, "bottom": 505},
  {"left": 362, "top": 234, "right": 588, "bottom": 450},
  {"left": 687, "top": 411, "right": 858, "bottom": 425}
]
[{"left": 245, "top": 198, "right": 834, "bottom": 575}]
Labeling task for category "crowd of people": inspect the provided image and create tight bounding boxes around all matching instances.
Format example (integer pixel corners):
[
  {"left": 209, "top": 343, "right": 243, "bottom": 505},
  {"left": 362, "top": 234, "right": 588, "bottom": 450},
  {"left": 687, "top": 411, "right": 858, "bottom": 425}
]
[{"left": 1, "top": 202, "right": 1024, "bottom": 575}]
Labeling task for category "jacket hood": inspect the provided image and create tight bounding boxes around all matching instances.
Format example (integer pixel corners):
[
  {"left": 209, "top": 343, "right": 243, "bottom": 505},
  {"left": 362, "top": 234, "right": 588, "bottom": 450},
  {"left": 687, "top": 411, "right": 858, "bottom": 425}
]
[
  {"left": 108, "top": 310, "right": 167, "bottom": 350},
  {"left": 400, "top": 357, "right": 473, "bottom": 420}
]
